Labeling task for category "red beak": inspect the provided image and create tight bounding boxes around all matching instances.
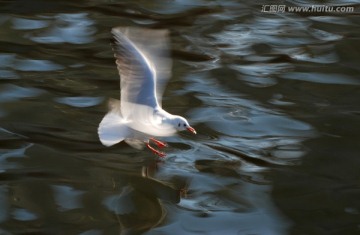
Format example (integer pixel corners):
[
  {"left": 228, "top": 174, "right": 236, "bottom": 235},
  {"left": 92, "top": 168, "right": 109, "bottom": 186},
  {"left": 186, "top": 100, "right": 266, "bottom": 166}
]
[{"left": 187, "top": 126, "right": 197, "bottom": 134}]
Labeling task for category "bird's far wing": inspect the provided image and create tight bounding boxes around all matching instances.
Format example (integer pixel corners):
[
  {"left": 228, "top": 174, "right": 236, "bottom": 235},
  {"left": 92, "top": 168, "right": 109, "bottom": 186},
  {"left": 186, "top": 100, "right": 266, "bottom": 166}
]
[
  {"left": 124, "top": 138, "right": 146, "bottom": 150},
  {"left": 112, "top": 27, "right": 171, "bottom": 111}
]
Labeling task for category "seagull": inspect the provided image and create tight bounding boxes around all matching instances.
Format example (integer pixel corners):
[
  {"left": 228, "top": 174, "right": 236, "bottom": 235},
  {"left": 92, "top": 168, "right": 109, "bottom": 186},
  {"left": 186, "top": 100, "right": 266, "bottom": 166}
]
[{"left": 98, "top": 27, "right": 196, "bottom": 157}]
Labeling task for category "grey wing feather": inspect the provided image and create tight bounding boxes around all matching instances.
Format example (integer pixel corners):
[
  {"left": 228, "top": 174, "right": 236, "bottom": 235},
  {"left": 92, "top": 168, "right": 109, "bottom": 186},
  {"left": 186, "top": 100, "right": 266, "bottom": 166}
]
[
  {"left": 111, "top": 27, "right": 156, "bottom": 119},
  {"left": 111, "top": 27, "right": 176, "bottom": 137},
  {"left": 111, "top": 27, "right": 172, "bottom": 119}
]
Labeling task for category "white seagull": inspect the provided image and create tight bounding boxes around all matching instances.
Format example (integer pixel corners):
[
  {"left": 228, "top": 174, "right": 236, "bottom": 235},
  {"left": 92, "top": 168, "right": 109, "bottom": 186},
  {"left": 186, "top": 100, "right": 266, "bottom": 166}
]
[{"left": 98, "top": 27, "right": 196, "bottom": 157}]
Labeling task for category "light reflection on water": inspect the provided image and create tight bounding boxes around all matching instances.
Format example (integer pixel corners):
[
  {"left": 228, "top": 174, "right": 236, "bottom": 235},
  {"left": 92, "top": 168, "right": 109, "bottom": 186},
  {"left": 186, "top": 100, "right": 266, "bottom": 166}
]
[
  {"left": 0, "top": 85, "right": 44, "bottom": 102},
  {"left": 0, "top": 0, "right": 359, "bottom": 234},
  {"left": 55, "top": 96, "right": 104, "bottom": 108},
  {"left": 20, "top": 13, "right": 95, "bottom": 44}
]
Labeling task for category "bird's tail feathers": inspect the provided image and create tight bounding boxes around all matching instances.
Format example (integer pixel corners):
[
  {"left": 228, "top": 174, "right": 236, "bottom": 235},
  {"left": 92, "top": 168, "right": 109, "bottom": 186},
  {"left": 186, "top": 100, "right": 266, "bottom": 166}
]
[{"left": 98, "top": 99, "right": 129, "bottom": 147}]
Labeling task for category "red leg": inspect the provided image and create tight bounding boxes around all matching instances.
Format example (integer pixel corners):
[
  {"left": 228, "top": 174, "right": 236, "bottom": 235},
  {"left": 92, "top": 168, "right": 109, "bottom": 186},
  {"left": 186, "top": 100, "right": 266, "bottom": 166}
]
[
  {"left": 150, "top": 138, "right": 167, "bottom": 148},
  {"left": 146, "top": 143, "right": 166, "bottom": 158}
]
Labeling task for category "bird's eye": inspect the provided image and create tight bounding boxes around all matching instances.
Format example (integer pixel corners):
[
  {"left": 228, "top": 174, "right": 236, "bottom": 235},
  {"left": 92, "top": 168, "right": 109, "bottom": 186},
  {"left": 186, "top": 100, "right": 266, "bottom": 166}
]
[
  {"left": 183, "top": 124, "right": 186, "bottom": 127},
  {"left": 178, "top": 123, "right": 180, "bottom": 127}
]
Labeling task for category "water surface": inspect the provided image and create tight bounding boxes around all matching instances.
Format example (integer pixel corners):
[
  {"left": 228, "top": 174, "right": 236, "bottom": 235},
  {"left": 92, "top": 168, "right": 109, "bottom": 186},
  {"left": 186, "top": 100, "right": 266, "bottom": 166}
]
[{"left": 0, "top": 1, "right": 359, "bottom": 234}]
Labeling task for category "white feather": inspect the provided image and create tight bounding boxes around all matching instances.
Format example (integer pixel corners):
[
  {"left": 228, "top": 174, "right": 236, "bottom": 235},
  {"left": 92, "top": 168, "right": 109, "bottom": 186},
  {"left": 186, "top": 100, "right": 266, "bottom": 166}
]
[{"left": 98, "top": 100, "right": 130, "bottom": 147}]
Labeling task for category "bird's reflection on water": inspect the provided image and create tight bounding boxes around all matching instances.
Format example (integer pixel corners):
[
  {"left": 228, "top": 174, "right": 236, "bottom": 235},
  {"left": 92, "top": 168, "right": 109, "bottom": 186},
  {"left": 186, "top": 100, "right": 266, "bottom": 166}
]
[{"left": 96, "top": 156, "right": 188, "bottom": 234}]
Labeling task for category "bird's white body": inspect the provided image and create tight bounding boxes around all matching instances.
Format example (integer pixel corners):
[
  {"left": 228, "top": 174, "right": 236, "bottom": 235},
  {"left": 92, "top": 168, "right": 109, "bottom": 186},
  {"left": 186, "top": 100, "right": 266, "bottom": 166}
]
[{"left": 98, "top": 27, "right": 195, "bottom": 155}]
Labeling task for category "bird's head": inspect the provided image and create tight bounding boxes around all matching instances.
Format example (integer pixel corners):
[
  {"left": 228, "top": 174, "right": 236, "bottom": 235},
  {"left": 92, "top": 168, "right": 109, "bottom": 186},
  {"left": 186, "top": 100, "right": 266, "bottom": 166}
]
[{"left": 172, "top": 116, "right": 196, "bottom": 134}]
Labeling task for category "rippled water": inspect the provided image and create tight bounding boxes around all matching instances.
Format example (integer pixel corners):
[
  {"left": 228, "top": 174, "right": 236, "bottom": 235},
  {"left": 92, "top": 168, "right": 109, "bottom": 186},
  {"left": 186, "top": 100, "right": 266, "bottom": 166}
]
[{"left": 0, "top": 1, "right": 359, "bottom": 234}]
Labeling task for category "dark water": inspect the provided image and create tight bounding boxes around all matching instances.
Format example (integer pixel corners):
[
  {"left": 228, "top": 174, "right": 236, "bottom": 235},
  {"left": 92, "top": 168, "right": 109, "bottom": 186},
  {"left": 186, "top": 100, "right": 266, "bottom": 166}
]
[{"left": 0, "top": 0, "right": 359, "bottom": 234}]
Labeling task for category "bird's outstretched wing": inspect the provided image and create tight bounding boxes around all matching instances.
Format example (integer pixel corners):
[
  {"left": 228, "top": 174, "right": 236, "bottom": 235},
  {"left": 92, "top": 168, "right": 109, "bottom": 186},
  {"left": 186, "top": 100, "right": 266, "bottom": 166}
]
[{"left": 111, "top": 27, "right": 172, "bottom": 120}]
